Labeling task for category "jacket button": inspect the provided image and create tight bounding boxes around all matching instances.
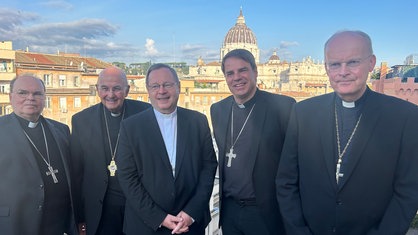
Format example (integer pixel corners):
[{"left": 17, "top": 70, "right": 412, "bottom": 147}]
[
  {"left": 39, "top": 184, "right": 44, "bottom": 189},
  {"left": 38, "top": 205, "right": 43, "bottom": 211}
]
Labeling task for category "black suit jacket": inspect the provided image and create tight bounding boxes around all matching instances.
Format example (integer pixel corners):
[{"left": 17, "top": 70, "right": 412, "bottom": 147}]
[
  {"left": 70, "top": 99, "right": 150, "bottom": 234},
  {"left": 276, "top": 90, "right": 418, "bottom": 235},
  {"left": 117, "top": 107, "right": 218, "bottom": 235},
  {"left": 211, "top": 89, "right": 295, "bottom": 235},
  {"left": 0, "top": 113, "right": 75, "bottom": 235}
]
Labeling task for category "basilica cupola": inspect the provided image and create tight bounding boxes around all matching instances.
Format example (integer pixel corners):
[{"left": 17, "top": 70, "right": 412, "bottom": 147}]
[{"left": 220, "top": 8, "right": 260, "bottom": 63}]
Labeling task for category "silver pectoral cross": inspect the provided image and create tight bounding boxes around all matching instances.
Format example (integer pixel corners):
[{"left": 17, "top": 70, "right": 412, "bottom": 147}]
[
  {"left": 335, "top": 162, "right": 344, "bottom": 184},
  {"left": 46, "top": 166, "right": 59, "bottom": 183},
  {"left": 226, "top": 147, "right": 236, "bottom": 167}
]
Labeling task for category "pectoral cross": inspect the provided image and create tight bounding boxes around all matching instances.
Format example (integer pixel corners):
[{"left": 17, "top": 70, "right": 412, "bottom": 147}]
[
  {"left": 335, "top": 161, "right": 344, "bottom": 184},
  {"left": 226, "top": 147, "right": 236, "bottom": 167},
  {"left": 46, "top": 166, "right": 59, "bottom": 183},
  {"left": 108, "top": 160, "right": 117, "bottom": 177}
]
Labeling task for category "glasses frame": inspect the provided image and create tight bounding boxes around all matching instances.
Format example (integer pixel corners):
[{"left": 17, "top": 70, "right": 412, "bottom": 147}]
[
  {"left": 325, "top": 55, "right": 372, "bottom": 72},
  {"left": 147, "top": 82, "right": 177, "bottom": 91},
  {"left": 14, "top": 89, "right": 45, "bottom": 100}
]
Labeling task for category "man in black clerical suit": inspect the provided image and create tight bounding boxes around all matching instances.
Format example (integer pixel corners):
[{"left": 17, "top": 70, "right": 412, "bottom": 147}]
[
  {"left": 70, "top": 66, "right": 150, "bottom": 235},
  {"left": 0, "top": 74, "right": 76, "bottom": 235},
  {"left": 276, "top": 30, "right": 418, "bottom": 235},
  {"left": 117, "top": 63, "right": 218, "bottom": 235},
  {"left": 211, "top": 49, "right": 295, "bottom": 235}
]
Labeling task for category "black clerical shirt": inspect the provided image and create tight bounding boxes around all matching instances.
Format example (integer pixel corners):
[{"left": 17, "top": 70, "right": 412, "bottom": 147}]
[
  {"left": 16, "top": 115, "right": 70, "bottom": 234},
  {"left": 223, "top": 92, "right": 258, "bottom": 199}
]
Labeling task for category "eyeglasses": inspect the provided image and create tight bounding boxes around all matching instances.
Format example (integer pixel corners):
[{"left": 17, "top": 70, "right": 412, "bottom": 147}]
[
  {"left": 14, "top": 90, "right": 45, "bottom": 99},
  {"left": 147, "top": 82, "right": 177, "bottom": 91},
  {"left": 326, "top": 55, "right": 372, "bottom": 71},
  {"left": 97, "top": 85, "right": 125, "bottom": 93}
]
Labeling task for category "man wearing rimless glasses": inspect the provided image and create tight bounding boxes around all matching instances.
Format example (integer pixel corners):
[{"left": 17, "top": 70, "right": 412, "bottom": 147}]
[
  {"left": 0, "top": 74, "right": 76, "bottom": 234},
  {"left": 117, "top": 63, "right": 217, "bottom": 235},
  {"left": 277, "top": 30, "right": 418, "bottom": 235}
]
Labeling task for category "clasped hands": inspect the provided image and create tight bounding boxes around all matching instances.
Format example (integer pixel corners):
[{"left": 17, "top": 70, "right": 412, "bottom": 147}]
[{"left": 162, "top": 211, "right": 193, "bottom": 234}]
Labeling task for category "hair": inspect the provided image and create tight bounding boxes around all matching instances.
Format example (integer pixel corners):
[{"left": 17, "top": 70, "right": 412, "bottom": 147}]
[
  {"left": 145, "top": 63, "right": 180, "bottom": 85},
  {"left": 221, "top": 49, "right": 257, "bottom": 74},
  {"left": 10, "top": 74, "right": 46, "bottom": 92},
  {"left": 324, "top": 30, "right": 374, "bottom": 55}
]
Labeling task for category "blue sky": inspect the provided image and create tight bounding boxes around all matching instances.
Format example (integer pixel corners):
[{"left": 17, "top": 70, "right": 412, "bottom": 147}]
[{"left": 1, "top": 0, "right": 417, "bottom": 67}]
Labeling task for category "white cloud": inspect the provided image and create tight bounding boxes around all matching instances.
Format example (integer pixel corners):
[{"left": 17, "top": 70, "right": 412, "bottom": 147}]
[{"left": 144, "top": 38, "right": 158, "bottom": 57}]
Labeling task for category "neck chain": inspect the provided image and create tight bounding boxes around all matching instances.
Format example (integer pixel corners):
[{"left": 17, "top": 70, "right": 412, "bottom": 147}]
[
  {"left": 103, "top": 106, "right": 125, "bottom": 176},
  {"left": 23, "top": 122, "right": 59, "bottom": 183},
  {"left": 335, "top": 105, "right": 362, "bottom": 183},
  {"left": 225, "top": 103, "right": 255, "bottom": 167}
]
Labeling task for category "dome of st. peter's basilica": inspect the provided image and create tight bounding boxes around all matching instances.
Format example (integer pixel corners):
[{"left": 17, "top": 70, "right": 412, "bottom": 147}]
[{"left": 220, "top": 9, "right": 260, "bottom": 63}]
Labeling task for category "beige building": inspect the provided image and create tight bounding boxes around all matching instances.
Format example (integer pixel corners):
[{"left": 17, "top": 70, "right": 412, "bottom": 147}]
[
  {"left": 1, "top": 9, "right": 332, "bottom": 126},
  {"left": 188, "top": 9, "right": 331, "bottom": 102},
  {"left": 0, "top": 41, "right": 16, "bottom": 115}
]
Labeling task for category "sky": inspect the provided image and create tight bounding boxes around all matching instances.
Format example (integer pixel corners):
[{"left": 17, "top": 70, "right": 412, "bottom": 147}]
[{"left": 1, "top": 0, "right": 417, "bottom": 67}]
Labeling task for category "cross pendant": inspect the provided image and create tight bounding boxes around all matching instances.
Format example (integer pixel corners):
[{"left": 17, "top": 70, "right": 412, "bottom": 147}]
[
  {"left": 335, "top": 162, "right": 344, "bottom": 184},
  {"left": 46, "top": 166, "right": 59, "bottom": 183},
  {"left": 108, "top": 160, "right": 117, "bottom": 177},
  {"left": 226, "top": 147, "right": 236, "bottom": 167}
]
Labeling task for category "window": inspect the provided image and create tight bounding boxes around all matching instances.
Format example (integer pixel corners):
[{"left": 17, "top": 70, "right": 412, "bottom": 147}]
[
  {"left": 44, "top": 74, "right": 52, "bottom": 87},
  {"left": 74, "top": 97, "right": 81, "bottom": 108},
  {"left": 59, "top": 75, "right": 66, "bottom": 87},
  {"left": 0, "top": 61, "right": 7, "bottom": 72},
  {"left": 45, "top": 96, "right": 52, "bottom": 108},
  {"left": 59, "top": 97, "right": 67, "bottom": 112},
  {"left": 73, "top": 76, "right": 80, "bottom": 87}
]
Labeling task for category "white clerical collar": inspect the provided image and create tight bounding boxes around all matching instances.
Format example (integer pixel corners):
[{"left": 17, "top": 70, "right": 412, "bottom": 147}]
[
  {"left": 153, "top": 108, "right": 177, "bottom": 119},
  {"left": 342, "top": 100, "right": 355, "bottom": 108},
  {"left": 110, "top": 112, "right": 121, "bottom": 117},
  {"left": 28, "top": 121, "right": 39, "bottom": 128}
]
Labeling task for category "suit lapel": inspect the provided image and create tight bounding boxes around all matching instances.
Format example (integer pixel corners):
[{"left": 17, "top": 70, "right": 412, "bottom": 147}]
[
  {"left": 93, "top": 104, "right": 108, "bottom": 170},
  {"left": 146, "top": 109, "right": 174, "bottom": 177},
  {"left": 45, "top": 119, "right": 72, "bottom": 186},
  {"left": 320, "top": 94, "right": 339, "bottom": 189},
  {"left": 174, "top": 108, "right": 187, "bottom": 179},
  {"left": 216, "top": 98, "right": 234, "bottom": 170},
  {"left": 247, "top": 94, "right": 267, "bottom": 169},
  {"left": 337, "top": 92, "right": 381, "bottom": 189},
  {"left": 9, "top": 114, "right": 42, "bottom": 176}
]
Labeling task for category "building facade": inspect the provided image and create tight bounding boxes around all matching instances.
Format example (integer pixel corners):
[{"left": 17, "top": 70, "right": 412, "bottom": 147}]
[
  {"left": 372, "top": 62, "right": 418, "bottom": 105},
  {"left": 189, "top": 9, "right": 331, "bottom": 103}
]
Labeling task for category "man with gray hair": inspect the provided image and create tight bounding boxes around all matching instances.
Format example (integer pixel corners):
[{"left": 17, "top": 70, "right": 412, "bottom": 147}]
[
  {"left": 0, "top": 74, "right": 76, "bottom": 234},
  {"left": 276, "top": 30, "right": 418, "bottom": 234}
]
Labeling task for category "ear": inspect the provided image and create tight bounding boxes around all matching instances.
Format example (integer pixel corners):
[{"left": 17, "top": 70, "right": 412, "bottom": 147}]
[
  {"left": 368, "top": 55, "right": 377, "bottom": 72},
  {"left": 125, "top": 85, "right": 130, "bottom": 97}
]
